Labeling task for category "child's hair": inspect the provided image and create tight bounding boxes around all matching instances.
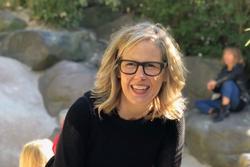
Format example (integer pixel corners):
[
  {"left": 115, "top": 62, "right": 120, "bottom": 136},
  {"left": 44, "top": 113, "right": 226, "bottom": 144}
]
[
  {"left": 223, "top": 46, "right": 245, "bottom": 65},
  {"left": 19, "top": 139, "right": 54, "bottom": 167}
]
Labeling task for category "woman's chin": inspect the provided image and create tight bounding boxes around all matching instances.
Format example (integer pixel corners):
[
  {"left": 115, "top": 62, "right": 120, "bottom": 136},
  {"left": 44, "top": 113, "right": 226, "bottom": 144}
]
[{"left": 128, "top": 93, "right": 153, "bottom": 106}]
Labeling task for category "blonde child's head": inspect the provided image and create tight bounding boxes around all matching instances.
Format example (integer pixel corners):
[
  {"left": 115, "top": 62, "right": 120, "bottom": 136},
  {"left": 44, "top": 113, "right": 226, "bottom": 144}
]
[{"left": 19, "top": 139, "right": 54, "bottom": 167}]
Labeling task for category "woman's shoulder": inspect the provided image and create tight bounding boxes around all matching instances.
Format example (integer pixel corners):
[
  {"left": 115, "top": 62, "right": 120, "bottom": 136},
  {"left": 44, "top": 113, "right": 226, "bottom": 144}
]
[
  {"left": 163, "top": 116, "right": 185, "bottom": 132},
  {"left": 162, "top": 116, "right": 185, "bottom": 145},
  {"left": 65, "top": 91, "right": 95, "bottom": 127}
]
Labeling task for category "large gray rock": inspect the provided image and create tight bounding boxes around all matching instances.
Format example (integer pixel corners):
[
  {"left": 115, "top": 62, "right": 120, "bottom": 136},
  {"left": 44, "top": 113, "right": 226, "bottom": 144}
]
[
  {"left": 0, "top": 30, "right": 57, "bottom": 70},
  {"left": 0, "top": 56, "right": 56, "bottom": 167},
  {"left": 0, "top": 10, "right": 27, "bottom": 32},
  {"left": 39, "top": 60, "right": 97, "bottom": 116},
  {"left": 183, "top": 56, "right": 221, "bottom": 108},
  {"left": 182, "top": 147, "right": 211, "bottom": 167},
  {"left": 52, "top": 30, "right": 105, "bottom": 67},
  {"left": 186, "top": 107, "right": 250, "bottom": 167},
  {"left": 0, "top": 29, "right": 105, "bottom": 70}
]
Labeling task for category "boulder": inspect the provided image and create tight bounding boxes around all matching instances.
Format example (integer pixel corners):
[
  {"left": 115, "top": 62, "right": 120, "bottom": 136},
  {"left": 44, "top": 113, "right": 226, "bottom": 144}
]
[
  {"left": 0, "top": 29, "right": 105, "bottom": 70},
  {"left": 49, "top": 30, "right": 105, "bottom": 67},
  {"left": 0, "top": 10, "right": 27, "bottom": 32},
  {"left": 185, "top": 107, "right": 250, "bottom": 167},
  {"left": 0, "top": 30, "right": 57, "bottom": 70},
  {"left": 0, "top": 56, "right": 56, "bottom": 167},
  {"left": 39, "top": 60, "right": 97, "bottom": 116},
  {"left": 183, "top": 56, "right": 221, "bottom": 108},
  {"left": 182, "top": 147, "right": 211, "bottom": 167}
]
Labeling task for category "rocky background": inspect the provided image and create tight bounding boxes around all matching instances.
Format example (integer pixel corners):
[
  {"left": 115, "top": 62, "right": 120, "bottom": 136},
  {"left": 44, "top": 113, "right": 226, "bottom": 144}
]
[{"left": 0, "top": 8, "right": 249, "bottom": 167}]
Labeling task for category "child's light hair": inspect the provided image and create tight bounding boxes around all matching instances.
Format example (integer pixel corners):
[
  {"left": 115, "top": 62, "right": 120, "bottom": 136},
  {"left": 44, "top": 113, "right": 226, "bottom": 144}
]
[
  {"left": 19, "top": 139, "right": 54, "bottom": 167},
  {"left": 92, "top": 22, "right": 187, "bottom": 120}
]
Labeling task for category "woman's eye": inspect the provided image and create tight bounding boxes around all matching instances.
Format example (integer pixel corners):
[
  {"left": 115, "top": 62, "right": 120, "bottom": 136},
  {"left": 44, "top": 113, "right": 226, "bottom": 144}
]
[{"left": 125, "top": 62, "right": 137, "bottom": 67}]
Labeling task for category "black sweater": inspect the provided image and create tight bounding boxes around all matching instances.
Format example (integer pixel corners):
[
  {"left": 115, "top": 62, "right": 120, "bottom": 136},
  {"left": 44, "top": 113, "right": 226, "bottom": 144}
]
[{"left": 47, "top": 91, "right": 185, "bottom": 167}]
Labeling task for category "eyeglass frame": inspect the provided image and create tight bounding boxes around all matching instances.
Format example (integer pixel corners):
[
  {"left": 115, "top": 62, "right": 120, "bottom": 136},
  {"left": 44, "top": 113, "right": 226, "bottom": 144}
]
[{"left": 116, "top": 58, "right": 168, "bottom": 77}]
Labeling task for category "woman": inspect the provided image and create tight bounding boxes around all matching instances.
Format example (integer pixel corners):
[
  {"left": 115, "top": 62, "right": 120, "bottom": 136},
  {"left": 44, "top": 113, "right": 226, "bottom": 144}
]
[
  {"left": 46, "top": 22, "right": 186, "bottom": 167},
  {"left": 195, "top": 47, "right": 248, "bottom": 122},
  {"left": 19, "top": 139, "right": 54, "bottom": 167}
]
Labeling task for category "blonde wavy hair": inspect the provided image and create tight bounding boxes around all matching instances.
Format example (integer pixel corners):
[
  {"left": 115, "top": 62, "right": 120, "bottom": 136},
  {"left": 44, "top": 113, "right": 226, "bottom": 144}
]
[
  {"left": 19, "top": 139, "right": 54, "bottom": 167},
  {"left": 92, "top": 22, "right": 186, "bottom": 120},
  {"left": 222, "top": 47, "right": 245, "bottom": 65}
]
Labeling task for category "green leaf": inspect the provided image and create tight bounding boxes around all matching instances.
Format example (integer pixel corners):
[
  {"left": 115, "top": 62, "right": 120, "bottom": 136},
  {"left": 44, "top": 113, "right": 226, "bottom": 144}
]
[
  {"left": 79, "top": 0, "right": 87, "bottom": 6},
  {"left": 245, "top": 40, "right": 250, "bottom": 47}
]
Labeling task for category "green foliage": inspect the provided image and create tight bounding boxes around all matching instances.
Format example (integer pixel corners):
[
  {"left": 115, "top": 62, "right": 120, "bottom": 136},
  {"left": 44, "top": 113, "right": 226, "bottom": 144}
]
[
  {"left": 0, "top": 0, "right": 249, "bottom": 62},
  {"left": 0, "top": 0, "right": 120, "bottom": 27},
  {"left": 124, "top": 0, "right": 250, "bottom": 61},
  {"left": 32, "top": 0, "right": 88, "bottom": 28},
  {"left": 101, "top": 0, "right": 121, "bottom": 9},
  {"left": 0, "top": 0, "right": 89, "bottom": 28},
  {"left": 0, "top": 0, "right": 21, "bottom": 8},
  {"left": 245, "top": 28, "right": 250, "bottom": 47},
  {"left": 31, "top": 0, "right": 122, "bottom": 27}
]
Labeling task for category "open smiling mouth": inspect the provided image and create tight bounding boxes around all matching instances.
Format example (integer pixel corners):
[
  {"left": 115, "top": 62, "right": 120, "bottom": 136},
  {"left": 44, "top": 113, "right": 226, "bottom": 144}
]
[{"left": 131, "top": 85, "right": 150, "bottom": 94}]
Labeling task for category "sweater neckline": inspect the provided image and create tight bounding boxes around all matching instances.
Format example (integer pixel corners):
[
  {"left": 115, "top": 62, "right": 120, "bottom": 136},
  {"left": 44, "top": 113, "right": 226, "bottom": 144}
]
[{"left": 111, "top": 108, "right": 148, "bottom": 124}]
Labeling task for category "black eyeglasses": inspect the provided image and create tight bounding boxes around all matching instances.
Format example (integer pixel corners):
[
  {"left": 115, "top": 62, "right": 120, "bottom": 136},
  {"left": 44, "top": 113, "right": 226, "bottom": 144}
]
[{"left": 117, "top": 59, "right": 167, "bottom": 76}]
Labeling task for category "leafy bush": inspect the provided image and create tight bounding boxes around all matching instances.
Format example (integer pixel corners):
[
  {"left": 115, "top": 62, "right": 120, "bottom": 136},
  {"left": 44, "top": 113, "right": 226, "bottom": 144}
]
[
  {"left": 0, "top": 0, "right": 21, "bottom": 8},
  {"left": 31, "top": 0, "right": 88, "bottom": 28},
  {"left": 126, "top": 0, "right": 250, "bottom": 61},
  {"left": 245, "top": 28, "right": 250, "bottom": 47},
  {"left": 31, "top": 0, "right": 124, "bottom": 28},
  {"left": 0, "top": 0, "right": 249, "bottom": 62}
]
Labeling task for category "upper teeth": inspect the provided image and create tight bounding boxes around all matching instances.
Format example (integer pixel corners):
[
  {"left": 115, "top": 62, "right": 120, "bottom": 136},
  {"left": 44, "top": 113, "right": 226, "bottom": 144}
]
[{"left": 132, "top": 85, "right": 148, "bottom": 90}]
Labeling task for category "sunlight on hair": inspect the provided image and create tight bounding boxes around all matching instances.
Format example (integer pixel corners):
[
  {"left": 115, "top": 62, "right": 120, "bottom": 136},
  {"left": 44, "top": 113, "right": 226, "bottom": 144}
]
[{"left": 19, "top": 139, "right": 54, "bottom": 167}]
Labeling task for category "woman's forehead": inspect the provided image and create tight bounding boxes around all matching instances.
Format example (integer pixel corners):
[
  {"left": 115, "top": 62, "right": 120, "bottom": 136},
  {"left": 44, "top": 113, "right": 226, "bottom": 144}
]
[{"left": 119, "top": 40, "right": 162, "bottom": 61}]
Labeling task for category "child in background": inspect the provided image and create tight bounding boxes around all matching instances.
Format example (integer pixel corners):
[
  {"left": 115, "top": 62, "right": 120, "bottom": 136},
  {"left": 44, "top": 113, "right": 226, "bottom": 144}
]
[
  {"left": 195, "top": 47, "right": 248, "bottom": 122},
  {"left": 19, "top": 139, "right": 54, "bottom": 167},
  {"left": 52, "top": 109, "right": 68, "bottom": 153}
]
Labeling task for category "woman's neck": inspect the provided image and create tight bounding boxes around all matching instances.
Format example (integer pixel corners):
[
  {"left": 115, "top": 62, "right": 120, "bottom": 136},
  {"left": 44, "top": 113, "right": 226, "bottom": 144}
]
[{"left": 117, "top": 97, "right": 151, "bottom": 120}]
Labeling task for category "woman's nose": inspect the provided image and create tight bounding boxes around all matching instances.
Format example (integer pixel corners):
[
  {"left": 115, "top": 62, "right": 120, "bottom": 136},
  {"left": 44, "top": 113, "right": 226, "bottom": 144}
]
[{"left": 134, "top": 66, "right": 146, "bottom": 79}]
